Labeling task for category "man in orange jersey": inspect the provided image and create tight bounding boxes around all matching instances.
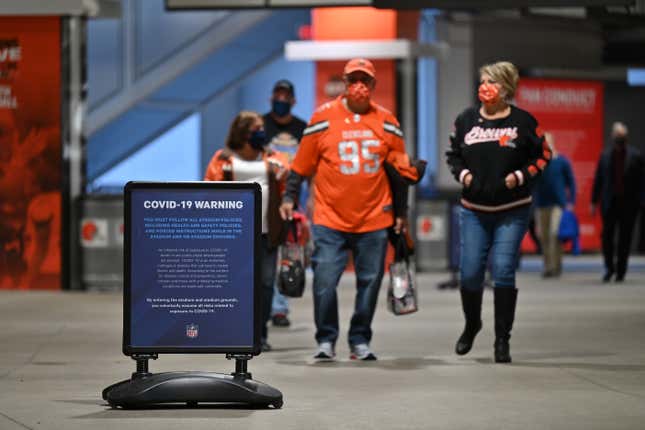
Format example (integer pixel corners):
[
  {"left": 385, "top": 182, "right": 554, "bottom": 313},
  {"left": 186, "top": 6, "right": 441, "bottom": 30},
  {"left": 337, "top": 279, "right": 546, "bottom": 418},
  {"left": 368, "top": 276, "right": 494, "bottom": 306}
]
[{"left": 279, "top": 59, "right": 423, "bottom": 361}]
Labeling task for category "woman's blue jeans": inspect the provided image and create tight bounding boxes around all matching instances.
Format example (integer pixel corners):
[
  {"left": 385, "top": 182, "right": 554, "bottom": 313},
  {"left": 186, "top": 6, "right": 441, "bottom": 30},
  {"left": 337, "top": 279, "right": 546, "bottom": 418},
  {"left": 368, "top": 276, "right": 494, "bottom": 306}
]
[
  {"left": 459, "top": 205, "right": 530, "bottom": 291},
  {"left": 311, "top": 224, "right": 388, "bottom": 347}
]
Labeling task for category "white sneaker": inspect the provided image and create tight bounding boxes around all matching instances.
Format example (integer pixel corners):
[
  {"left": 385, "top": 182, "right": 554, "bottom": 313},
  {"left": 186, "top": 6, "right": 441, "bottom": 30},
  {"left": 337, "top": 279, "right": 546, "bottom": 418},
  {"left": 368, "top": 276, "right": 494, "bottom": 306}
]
[
  {"left": 350, "top": 343, "right": 377, "bottom": 361},
  {"left": 313, "top": 342, "right": 335, "bottom": 361}
]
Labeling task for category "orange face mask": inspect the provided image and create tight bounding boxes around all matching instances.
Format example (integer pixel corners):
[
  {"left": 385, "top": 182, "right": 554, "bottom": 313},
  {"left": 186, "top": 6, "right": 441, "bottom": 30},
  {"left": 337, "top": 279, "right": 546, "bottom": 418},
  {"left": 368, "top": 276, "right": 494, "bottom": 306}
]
[
  {"left": 478, "top": 83, "right": 501, "bottom": 105},
  {"left": 347, "top": 82, "right": 371, "bottom": 105}
]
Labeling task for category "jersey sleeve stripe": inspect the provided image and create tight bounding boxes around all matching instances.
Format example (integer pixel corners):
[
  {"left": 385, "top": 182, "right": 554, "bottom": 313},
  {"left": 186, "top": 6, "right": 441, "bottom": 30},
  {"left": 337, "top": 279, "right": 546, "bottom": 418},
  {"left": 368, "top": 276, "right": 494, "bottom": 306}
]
[
  {"left": 383, "top": 122, "right": 403, "bottom": 138},
  {"left": 303, "top": 120, "right": 329, "bottom": 136}
]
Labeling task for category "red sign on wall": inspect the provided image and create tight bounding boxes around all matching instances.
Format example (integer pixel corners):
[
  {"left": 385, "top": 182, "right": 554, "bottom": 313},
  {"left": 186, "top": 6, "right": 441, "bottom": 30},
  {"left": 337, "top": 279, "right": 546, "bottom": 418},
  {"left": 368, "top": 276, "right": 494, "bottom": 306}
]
[
  {"left": 0, "top": 17, "right": 62, "bottom": 290},
  {"left": 515, "top": 78, "right": 604, "bottom": 252}
]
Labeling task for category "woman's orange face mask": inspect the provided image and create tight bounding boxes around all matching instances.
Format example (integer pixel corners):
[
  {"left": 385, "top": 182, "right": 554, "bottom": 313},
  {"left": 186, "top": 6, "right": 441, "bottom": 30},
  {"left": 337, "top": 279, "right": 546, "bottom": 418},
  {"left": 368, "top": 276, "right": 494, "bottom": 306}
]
[{"left": 478, "top": 82, "right": 501, "bottom": 106}]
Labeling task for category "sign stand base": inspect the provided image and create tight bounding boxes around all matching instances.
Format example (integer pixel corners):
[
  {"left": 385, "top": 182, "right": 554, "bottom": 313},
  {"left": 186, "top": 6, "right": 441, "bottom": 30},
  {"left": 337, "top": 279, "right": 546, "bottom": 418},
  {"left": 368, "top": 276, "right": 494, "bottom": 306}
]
[{"left": 102, "top": 354, "right": 283, "bottom": 409}]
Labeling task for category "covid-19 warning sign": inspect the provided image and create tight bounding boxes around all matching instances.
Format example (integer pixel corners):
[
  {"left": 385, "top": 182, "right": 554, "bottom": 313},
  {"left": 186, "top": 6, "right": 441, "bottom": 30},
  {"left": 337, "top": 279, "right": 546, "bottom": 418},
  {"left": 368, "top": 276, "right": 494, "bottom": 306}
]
[{"left": 124, "top": 182, "right": 261, "bottom": 354}]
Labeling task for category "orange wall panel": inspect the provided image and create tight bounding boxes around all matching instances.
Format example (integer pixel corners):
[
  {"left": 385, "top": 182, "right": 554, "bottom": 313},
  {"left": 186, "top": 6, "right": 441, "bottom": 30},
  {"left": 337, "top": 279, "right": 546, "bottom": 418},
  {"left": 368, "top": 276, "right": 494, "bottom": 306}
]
[
  {"left": 0, "top": 17, "right": 62, "bottom": 290},
  {"left": 312, "top": 7, "right": 397, "bottom": 40},
  {"left": 312, "top": 7, "right": 399, "bottom": 114}
]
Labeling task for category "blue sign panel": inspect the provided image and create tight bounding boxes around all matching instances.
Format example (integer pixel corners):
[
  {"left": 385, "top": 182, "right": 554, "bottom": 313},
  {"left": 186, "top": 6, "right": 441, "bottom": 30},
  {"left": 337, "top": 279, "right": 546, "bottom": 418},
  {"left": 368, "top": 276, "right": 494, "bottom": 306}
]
[{"left": 123, "top": 182, "right": 260, "bottom": 354}]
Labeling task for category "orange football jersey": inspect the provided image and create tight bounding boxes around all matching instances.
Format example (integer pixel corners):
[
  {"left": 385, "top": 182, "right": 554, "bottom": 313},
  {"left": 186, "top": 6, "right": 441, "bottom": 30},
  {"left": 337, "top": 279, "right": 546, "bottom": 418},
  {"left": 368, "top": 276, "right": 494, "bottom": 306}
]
[{"left": 291, "top": 97, "right": 417, "bottom": 233}]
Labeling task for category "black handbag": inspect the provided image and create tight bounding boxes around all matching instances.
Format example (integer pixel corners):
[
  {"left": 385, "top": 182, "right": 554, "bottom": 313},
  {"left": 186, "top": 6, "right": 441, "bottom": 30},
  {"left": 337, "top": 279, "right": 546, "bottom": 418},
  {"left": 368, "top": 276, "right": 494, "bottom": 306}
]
[
  {"left": 387, "top": 232, "right": 418, "bottom": 315},
  {"left": 277, "top": 220, "right": 306, "bottom": 298}
]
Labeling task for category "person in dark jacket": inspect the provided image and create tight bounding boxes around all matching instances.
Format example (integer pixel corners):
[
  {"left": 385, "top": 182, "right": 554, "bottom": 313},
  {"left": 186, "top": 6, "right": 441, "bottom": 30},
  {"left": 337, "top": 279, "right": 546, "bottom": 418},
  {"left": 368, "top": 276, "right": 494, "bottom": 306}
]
[
  {"left": 446, "top": 61, "right": 552, "bottom": 363},
  {"left": 534, "top": 132, "right": 576, "bottom": 278},
  {"left": 263, "top": 79, "right": 307, "bottom": 328},
  {"left": 591, "top": 122, "right": 645, "bottom": 282}
]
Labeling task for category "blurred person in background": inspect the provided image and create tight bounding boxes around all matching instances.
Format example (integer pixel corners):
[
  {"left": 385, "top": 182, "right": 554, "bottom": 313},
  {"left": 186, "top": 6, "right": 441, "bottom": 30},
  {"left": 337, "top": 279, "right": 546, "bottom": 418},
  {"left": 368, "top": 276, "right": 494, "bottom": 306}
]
[
  {"left": 592, "top": 122, "right": 644, "bottom": 283},
  {"left": 446, "top": 61, "right": 552, "bottom": 363},
  {"left": 279, "top": 59, "right": 423, "bottom": 361},
  {"left": 533, "top": 132, "right": 576, "bottom": 278},
  {"left": 204, "top": 111, "right": 289, "bottom": 351},
  {"left": 263, "top": 79, "right": 307, "bottom": 328},
  {"left": 526, "top": 204, "right": 542, "bottom": 255}
]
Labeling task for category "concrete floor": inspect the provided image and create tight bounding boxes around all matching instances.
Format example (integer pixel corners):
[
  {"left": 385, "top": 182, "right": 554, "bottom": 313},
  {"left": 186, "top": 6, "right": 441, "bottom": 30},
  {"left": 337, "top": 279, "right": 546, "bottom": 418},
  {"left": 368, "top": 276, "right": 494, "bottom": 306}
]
[{"left": 1, "top": 263, "right": 645, "bottom": 429}]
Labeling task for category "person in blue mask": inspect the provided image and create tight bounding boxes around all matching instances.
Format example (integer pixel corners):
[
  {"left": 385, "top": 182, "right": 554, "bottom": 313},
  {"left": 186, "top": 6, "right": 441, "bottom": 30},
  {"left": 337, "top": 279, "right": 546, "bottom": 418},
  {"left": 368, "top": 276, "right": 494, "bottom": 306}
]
[
  {"left": 204, "top": 110, "right": 290, "bottom": 351},
  {"left": 263, "top": 80, "right": 307, "bottom": 328}
]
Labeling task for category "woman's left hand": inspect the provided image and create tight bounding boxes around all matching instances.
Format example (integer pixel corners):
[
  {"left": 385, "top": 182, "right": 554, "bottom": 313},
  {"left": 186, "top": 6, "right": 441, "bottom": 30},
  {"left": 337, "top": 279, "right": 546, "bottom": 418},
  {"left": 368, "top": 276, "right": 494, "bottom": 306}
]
[{"left": 504, "top": 173, "right": 517, "bottom": 189}]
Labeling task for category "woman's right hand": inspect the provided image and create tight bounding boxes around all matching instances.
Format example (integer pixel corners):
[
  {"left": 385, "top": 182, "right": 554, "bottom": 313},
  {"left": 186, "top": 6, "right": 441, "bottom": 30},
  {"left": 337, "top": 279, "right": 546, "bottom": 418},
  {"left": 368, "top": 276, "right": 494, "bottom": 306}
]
[
  {"left": 464, "top": 173, "right": 473, "bottom": 188},
  {"left": 279, "top": 201, "right": 294, "bottom": 221}
]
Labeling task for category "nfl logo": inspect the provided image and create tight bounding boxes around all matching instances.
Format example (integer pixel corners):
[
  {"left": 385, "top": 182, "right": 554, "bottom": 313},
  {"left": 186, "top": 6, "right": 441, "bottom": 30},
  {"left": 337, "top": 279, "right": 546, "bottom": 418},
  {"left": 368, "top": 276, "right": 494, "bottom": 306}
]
[{"left": 186, "top": 324, "right": 199, "bottom": 339}]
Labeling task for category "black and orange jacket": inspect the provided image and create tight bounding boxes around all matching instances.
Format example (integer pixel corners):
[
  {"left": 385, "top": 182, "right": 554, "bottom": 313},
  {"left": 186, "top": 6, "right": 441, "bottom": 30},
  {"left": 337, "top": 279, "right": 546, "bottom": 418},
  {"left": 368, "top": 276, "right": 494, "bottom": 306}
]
[{"left": 446, "top": 105, "right": 551, "bottom": 213}]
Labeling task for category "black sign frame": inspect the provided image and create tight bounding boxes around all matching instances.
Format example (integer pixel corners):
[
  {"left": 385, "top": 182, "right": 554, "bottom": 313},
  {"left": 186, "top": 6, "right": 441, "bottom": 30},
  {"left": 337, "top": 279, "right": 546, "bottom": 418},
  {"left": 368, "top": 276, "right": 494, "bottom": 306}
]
[{"left": 122, "top": 181, "right": 262, "bottom": 356}]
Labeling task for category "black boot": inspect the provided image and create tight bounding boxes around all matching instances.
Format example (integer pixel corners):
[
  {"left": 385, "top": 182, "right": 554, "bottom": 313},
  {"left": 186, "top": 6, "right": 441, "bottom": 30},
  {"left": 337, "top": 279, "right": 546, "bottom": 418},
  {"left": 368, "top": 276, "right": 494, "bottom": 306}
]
[
  {"left": 455, "top": 289, "right": 483, "bottom": 355},
  {"left": 494, "top": 287, "right": 517, "bottom": 363}
]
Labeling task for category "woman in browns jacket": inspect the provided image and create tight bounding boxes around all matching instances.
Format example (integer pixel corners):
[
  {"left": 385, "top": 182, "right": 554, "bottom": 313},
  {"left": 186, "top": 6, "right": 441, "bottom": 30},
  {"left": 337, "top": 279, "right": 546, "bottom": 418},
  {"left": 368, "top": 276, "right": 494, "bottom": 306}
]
[
  {"left": 446, "top": 61, "right": 552, "bottom": 363},
  {"left": 204, "top": 110, "right": 289, "bottom": 353}
]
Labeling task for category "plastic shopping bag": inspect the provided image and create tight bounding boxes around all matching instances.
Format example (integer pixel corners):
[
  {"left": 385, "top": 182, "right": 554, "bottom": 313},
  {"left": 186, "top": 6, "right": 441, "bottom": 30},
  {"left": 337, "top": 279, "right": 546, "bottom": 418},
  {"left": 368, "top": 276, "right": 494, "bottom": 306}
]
[{"left": 387, "top": 231, "right": 418, "bottom": 315}]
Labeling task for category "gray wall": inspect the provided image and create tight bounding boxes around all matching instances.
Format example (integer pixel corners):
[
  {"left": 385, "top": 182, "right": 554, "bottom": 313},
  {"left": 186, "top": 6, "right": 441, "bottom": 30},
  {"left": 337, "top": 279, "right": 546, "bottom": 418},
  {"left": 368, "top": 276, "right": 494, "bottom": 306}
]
[
  {"left": 472, "top": 16, "right": 603, "bottom": 71},
  {"left": 603, "top": 81, "right": 645, "bottom": 154},
  {"left": 435, "top": 14, "right": 605, "bottom": 191},
  {"left": 435, "top": 17, "right": 475, "bottom": 191}
]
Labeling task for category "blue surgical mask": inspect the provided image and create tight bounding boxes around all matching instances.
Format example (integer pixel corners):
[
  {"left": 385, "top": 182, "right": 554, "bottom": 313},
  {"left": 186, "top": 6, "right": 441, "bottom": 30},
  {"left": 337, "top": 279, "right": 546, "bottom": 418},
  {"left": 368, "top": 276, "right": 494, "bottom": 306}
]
[
  {"left": 271, "top": 100, "right": 291, "bottom": 117},
  {"left": 249, "top": 129, "right": 267, "bottom": 150}
]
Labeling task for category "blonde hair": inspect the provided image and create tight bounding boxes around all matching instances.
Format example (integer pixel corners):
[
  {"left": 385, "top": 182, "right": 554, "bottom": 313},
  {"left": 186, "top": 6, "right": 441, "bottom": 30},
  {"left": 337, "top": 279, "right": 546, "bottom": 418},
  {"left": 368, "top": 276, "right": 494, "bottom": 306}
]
[{"left": 479, "top": 61, "right": 519, "bottom": 101}]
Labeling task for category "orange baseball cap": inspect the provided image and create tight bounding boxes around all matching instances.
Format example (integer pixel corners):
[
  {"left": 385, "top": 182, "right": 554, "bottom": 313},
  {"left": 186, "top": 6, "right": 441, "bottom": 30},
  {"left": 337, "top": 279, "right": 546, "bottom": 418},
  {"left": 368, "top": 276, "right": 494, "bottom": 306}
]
[{"left": 343, "top": 58, "right": 376, "bottom": 78}]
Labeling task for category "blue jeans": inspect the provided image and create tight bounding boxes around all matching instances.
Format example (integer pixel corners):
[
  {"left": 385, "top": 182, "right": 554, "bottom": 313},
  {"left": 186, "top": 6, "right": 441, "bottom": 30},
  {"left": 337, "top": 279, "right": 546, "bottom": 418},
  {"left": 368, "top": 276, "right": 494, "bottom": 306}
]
[
  {"left": 271, "top": 286, "right": 289, "bottom": 316},
  {"left": 459, "top": 206, "right": 530, "bottom": 291},
  {"left": 311, "top": 224, "right": 388, "bottom": 346}
]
